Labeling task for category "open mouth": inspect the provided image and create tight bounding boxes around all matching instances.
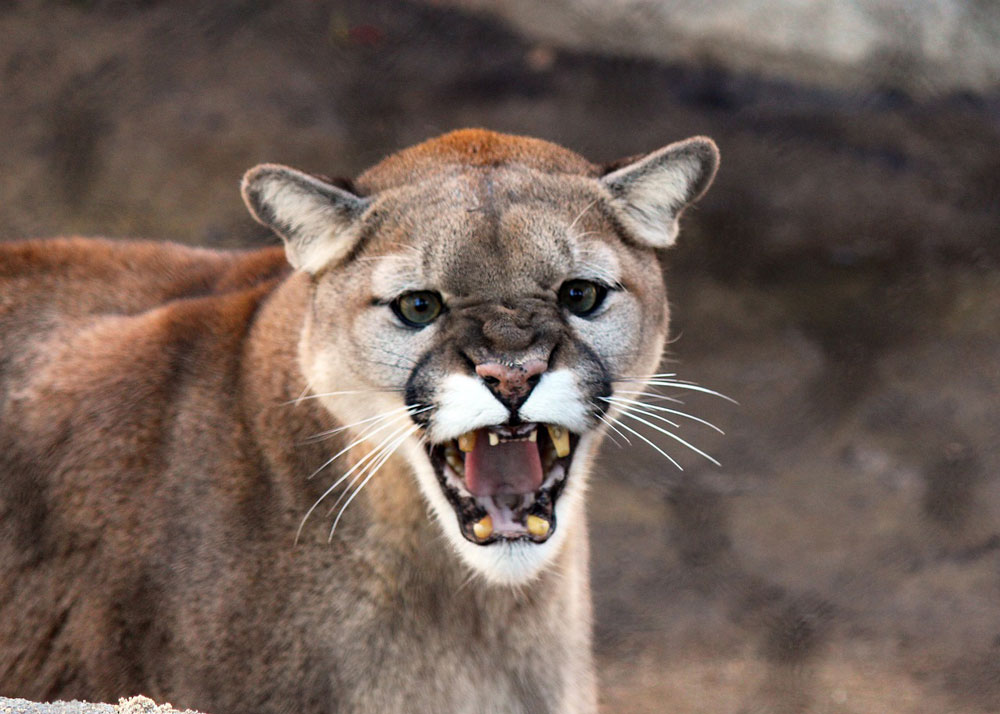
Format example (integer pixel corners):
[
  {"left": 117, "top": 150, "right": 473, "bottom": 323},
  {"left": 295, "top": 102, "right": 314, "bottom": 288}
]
[{"left": 426, "top": 423, "right": 579, "bottom": 545}]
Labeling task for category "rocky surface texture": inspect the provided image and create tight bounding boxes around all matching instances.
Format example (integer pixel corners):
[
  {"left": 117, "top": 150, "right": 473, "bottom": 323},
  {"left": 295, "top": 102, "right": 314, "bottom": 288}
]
[
  {"left": 2, "top": 1, "right": 998, "bottom": 713},
  {"left": 446, "top": 0, "right": 1000, "bottom": 96},
  {"left": 0, "top": 697, "right": 198, "bottom": 714}
]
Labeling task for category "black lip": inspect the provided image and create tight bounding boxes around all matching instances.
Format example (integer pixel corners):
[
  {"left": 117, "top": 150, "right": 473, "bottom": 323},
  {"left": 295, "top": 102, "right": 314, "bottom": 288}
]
[{"left": 426, "top": 427, "right": 579, "bottom": 545}]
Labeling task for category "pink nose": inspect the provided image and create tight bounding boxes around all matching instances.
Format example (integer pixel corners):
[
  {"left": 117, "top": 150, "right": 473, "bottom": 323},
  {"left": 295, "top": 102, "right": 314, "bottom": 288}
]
[{"left": 475, "top": 359, "right": 547, "bottom": 406}]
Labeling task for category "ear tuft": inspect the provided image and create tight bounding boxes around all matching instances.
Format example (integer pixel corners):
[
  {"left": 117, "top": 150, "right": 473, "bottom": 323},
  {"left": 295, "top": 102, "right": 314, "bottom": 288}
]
[
  {"left": 241, "top": 164, "right": 369, "bottom": 273},
  {"left": 601, "top": 137, "right": 719, "bottom": 249}
]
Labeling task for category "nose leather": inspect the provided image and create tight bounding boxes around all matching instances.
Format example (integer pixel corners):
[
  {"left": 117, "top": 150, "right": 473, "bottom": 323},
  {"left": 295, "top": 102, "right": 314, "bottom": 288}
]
[{"left": 475, "top": 359, "right": 547, "bottom": 408}]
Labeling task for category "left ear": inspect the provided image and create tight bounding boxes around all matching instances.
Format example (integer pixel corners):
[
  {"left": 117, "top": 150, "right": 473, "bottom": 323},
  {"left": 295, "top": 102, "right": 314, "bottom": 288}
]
[{"left": 600, "top": 136, "right": 719, "bottom": 249}]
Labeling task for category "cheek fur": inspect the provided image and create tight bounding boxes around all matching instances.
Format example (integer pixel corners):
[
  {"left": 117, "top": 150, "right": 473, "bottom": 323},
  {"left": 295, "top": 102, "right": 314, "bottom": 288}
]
[
  {"left": 571, "top": 295, "right": 651, "bottom": 381},
  {"left": 353, "top": 312, "right": 440, "bottom": 388}
]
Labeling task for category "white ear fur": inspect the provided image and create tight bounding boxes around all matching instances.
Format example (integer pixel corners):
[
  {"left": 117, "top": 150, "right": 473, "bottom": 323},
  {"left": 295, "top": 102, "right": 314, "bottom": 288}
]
[
  {"left": 601, "top": 137, "right": 719, "bottom": 249},
  {"left": 241, "top": 164, "right": 369, "bottom": 273}
]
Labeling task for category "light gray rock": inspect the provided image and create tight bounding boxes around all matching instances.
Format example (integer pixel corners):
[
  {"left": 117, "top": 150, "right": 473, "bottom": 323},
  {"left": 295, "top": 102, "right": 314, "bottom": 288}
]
[
  {"left": 445, "top": 0, "right": 1000, "bottom": 95},
  {"left": 0, "top": 697, "right": 203, "bottom": 714}
]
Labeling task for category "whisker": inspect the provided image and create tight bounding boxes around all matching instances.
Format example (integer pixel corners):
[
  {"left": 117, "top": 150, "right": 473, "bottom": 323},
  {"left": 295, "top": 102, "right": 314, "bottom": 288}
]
[
  {"left": 593, "top": 411, "right": 630, "bottom": 447},
  {"left": 326, "top": 443, "right": 395, "bottom": 515},
  {"left": 371, "top": 345, "right": 419, "bottom": 366},
  {"left": 329, "top": 424, "right": 420, "bottom": 540},
  {"left": 305, "top": 404, "right": 431, "bottom": 445},
  {"left": 326, "top": 424, "right": 429, "bottom": 516},
  {"left": 603, "top": 400, "right": 681, "bottom": 429},
  {"left": 292, "top": 379, "right": 315, "bottom": 406},
  {"left": 302, "top": 404, "right": 424, "bottom": 443},
  {"left": 281, "top": 387, "right": 405, "bottom": 406},
  {"left": 618, "top": 377, "right": 707, "bottom": 388},
  {"left": 622, "top": 380, "right": 738, "bottom": 403},
  {"left": 574, "top": 257, "right": 620, "bottom": 285},
  {"left": 598, "top": 351, "right": 646, "bottom": 359},
  {"left": 326, "top": 430, "right": 408, "bottom": 515},
  {"left": 305, "top": 407, "right": 430, "bottom": 480},
  {"left": 296, "top": 421, "right": 416, "bottom": 543},
  {"left": 600, "top": 415, "right": 682, "bottom": 470},
  {"left": 614, "top": 410, "right": 721, "bottom": 467},
  {"left": 456, "top": 568, "right": 480, "bottom": 594},
  {"left": 567, "top": 199, "right": 598, "bottom": 235},
  {"left": 602, "top": 396, "right": 724, "bottom": 434},
  {"left": 366, "top": 359, "right": 419, "bottom": 371},
  {"left": 616, "top": 377, "right": 699, "bottom": 387},
  {"left": 613, "top": 389, "right": 685, "bottom": 404}
]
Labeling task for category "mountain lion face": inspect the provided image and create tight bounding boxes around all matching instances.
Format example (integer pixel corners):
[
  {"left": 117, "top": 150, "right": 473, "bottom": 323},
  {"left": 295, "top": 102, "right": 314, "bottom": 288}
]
[{"left": 242, "top": 130, "right": 718, "bottom": 583}]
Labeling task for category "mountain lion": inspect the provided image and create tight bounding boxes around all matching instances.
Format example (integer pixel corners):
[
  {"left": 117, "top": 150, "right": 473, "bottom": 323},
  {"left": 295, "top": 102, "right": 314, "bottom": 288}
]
[{"left": 0, "top": 129, "right": 718, "bottom": 714}]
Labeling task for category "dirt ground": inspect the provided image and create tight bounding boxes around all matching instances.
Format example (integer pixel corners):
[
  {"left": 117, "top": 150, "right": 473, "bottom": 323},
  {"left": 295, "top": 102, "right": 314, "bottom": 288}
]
[{"left": 2, "top": 1, "right": 998, "bottom": 712}]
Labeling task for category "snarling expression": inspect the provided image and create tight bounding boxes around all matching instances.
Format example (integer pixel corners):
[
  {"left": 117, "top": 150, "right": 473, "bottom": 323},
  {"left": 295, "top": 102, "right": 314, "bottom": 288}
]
[{"left": 242, "top": 130, "right": 718, "bottom": 583}]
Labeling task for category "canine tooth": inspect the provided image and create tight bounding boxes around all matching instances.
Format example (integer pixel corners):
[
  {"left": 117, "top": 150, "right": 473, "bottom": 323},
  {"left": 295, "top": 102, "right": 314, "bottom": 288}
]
[
  {"left": 445, "top": 451, "right": 464, "bottom": 474},
  {"left": 547, "top": 425, "right": 570, "bottom": 458},
  {"left": 457, "top": 430, "right": 477, "bottom": 453},
  {"left": 526, "top": 515, "right": 550, "bottom": 537},
  {"left": 488, "top": 432, "right": 500, "bottom": 447},
  {"left": 473, "top": 515, "right": 493, "bottom": 540},
  {"left": 528, "top": 429, "right": 538, "bottom": 443}
]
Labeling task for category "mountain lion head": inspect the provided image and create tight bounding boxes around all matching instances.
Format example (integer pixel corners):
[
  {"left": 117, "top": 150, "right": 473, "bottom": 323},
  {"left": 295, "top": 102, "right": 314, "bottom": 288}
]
[{"left": 241, "top": 129, "right": 718, "bottom": 584}]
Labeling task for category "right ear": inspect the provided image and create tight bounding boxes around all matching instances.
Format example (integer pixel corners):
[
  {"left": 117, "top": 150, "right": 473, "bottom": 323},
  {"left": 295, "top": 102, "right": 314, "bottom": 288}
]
[
  {"left": 241, "top": 164, "right": 370, "bottom": 273},
  {"left": 600, "top": 137, "right": 719, "bottom": 249}
]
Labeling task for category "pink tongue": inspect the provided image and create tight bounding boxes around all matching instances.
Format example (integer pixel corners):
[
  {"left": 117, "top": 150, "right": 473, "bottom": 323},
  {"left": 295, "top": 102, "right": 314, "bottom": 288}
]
[{"left": 464, "top": 430, "right": 543, "bottom": 497}]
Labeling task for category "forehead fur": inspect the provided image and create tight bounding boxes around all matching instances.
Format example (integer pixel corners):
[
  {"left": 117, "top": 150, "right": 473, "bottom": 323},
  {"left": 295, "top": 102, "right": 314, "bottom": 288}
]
[
  {"left": 356, "top": 129, "right": 599, "bottom": 193},
  {"left": 358, "top": 167, "right": 619, "bottom": 300}
]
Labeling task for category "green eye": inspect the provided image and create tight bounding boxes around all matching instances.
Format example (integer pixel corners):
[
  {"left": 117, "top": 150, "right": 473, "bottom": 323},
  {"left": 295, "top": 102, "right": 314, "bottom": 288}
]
[
  {"left": 558, "top": 279, "right": 608, "bottom": 317},
  {"left": 392, "top": 291, "right": 444, "bottom": 327}
]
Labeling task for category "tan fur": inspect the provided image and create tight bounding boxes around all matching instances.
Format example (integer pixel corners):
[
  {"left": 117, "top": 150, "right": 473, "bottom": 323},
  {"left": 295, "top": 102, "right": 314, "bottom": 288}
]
[{"left": 0, "top": 130, "right": 717, "bottom": 714}]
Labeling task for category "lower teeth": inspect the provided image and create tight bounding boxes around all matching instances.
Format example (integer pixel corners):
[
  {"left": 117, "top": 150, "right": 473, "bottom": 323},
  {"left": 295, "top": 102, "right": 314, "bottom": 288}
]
[
  {"left": 526, "top": 514, "right": 550, "bottom": 537},
  {"left": 473, "top": 515, "right": 493, "bottom": 540},
  {"left": 436, "top": 426, "right": 571, "bottom": 540},
  {"left": 445, "top": 447, "right": 464, "bottom": 475}
]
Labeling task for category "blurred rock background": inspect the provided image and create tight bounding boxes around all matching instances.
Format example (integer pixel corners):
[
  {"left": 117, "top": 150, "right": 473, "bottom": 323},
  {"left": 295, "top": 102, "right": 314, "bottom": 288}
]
[{"left": 1, "top": 1, "right": 998, "bottom": 712}]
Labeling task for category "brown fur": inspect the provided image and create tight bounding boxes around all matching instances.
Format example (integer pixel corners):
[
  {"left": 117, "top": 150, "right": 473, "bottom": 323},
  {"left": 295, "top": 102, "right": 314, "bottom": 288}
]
[
  {"left": 355, "top": 129, "right": 599, "bottom": 193},
  {"left": 0, "top": 130, "right": 717, "bottom": 714}
]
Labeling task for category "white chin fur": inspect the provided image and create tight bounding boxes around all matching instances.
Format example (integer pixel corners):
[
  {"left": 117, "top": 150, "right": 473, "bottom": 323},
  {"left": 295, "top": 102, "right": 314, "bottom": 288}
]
[{"left": 402, "top": 433, "right": 596, "bottom": 585}]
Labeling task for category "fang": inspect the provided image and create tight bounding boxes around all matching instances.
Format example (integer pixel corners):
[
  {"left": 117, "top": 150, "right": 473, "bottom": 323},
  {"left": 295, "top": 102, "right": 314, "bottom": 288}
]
[
  {"left": 473, "top": 515, "right": 493, "bottom": 540},
  {"left": 526, "top": 515, "right": 550, "bottom": 537},
  {"left": 445, "top": 450, "right": 464, "bottom": 475},
  {"left": 457, "top": 430, "right": 477, "bottom": 453},
  {"left": 547, "top": 425, "right": 570, "bottom": 458}
]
